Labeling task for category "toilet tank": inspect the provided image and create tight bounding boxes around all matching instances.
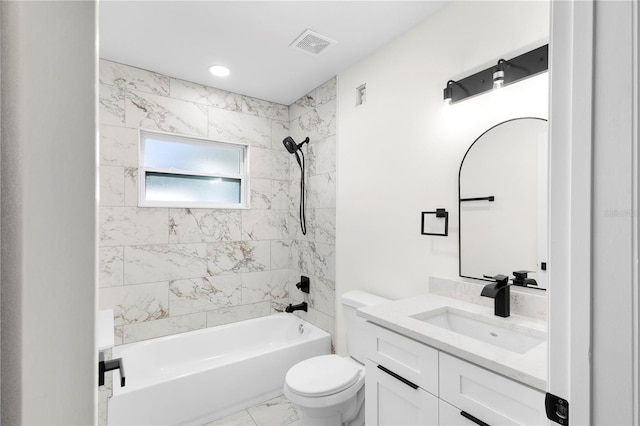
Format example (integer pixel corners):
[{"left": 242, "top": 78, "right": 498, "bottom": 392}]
[{"left": 342, "top": 290, "right": 390, "bottom": 364}]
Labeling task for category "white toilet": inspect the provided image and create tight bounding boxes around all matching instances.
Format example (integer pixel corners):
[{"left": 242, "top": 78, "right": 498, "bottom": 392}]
[{"left": 283, "top": 291, "right": 390, "bottom": 426}]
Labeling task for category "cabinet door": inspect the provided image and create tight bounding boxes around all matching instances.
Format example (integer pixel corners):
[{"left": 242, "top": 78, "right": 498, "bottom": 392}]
[
  {"left": 365, "top": 359, "right": 438, "bottom": 426},
  {"left": 439, "top": 353, "right": 547, "bottom": 425}
]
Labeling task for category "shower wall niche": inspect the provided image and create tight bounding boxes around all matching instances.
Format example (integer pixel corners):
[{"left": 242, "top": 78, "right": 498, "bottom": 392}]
[{"left": 98, "top": 59, "right": 336, "bottom": 346}]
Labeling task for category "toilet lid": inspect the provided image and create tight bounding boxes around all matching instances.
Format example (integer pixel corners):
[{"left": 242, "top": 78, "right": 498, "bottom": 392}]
[{"left": 285, "top": 355, "right": 362, "bottom": 397}]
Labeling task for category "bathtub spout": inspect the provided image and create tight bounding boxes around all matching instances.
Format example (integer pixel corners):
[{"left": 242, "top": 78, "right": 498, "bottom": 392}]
[{"left": 285, "top": 302, "right": 308, "bottom": 313}]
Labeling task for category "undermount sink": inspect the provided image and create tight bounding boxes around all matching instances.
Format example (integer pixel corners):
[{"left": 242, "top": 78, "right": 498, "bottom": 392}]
[{"left": 412, "top": 308, "right": 546, "bottom": 354}]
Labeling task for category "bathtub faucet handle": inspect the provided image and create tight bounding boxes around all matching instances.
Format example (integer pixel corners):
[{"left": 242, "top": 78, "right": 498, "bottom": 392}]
[
  {"left": 295, "top": 276, "right": 310, "bottom": 294},
  {"left": 99, "top": 356, "right": 125, "bottom": 388}
]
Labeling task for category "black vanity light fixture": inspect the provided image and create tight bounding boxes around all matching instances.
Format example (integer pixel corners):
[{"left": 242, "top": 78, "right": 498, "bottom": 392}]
[
  {"left": 421, "top": 208, "right": 449, "bottom": 237},
  {"left": 443, "top": 44, "right": 548, "bottom": 104}
]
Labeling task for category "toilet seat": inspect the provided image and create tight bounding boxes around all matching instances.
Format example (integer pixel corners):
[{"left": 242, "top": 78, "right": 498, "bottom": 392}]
[{"left": 285, "top": 355, "right": 361, "bottom": 397}]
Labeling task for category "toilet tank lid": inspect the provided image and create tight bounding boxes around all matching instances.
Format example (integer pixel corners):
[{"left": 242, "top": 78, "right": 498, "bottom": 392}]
[{"left": 342, "top": 291, "right": 390, "bottom": 309}]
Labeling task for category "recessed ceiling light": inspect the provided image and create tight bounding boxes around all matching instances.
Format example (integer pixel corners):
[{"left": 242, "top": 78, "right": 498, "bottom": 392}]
[{"left": 208, "top": 65, "right": 230, "bottom": 77}]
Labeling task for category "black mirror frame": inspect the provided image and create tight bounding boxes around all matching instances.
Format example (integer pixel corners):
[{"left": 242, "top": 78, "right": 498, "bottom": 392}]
[{"left": 458, "top": 117, "right": 548, "bottom": 281}]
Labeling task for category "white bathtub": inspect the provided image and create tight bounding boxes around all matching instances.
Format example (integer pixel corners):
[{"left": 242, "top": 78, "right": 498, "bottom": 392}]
[{"left": 108, "top": 313, "right": 331, "bottom": 425}]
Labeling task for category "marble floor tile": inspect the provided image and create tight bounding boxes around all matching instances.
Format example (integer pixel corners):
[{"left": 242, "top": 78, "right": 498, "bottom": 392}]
[
  {"left": 204, "top": 395, "right": 300, "bottom": 426},
  {"left": 247, "top": 395, "right": 300, "bottom": 426},
  {"left": 203, "top": 409, "right": 256, "bottom": 426}
]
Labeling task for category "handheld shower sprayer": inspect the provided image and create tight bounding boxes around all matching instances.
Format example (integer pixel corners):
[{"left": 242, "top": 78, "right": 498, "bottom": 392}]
[
  {"left": 282, "top": 136, "right": 310, "bottom": 235},
  {"left": 283, "top": 136, "right": 309, "bottom": 154}
]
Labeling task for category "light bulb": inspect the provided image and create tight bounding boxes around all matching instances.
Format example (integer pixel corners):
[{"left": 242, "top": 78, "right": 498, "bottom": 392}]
[{"left": 493, "top": 69, "right": 504, "bottom": 89}]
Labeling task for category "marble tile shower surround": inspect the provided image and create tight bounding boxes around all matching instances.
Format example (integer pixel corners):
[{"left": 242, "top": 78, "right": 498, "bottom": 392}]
[{"left": 98, "top": 59, "right": 336, "bottom": 346}]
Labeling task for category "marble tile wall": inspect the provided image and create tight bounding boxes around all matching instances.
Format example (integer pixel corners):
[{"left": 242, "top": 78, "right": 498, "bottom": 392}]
[
  {"left": 98, "top": 59, "right": 336, "bottom": 346},
  {"left": 283, "top": 79, "right": 337, "bottom": 345}
]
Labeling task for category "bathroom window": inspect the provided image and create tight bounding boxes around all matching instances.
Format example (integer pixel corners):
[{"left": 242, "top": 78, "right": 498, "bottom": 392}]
[{"left": 138, "top": 130, "right": 249, "bottom": 208}]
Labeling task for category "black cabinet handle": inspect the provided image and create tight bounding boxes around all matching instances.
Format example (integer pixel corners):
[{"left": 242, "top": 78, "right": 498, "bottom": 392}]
[
  {"left": 377, "top": 364, "right": 418, "bottom": 389},
  {"left": 460, "top": 410, "right": 490, "bottom": 426},
  {"left": 460, "top": 196, "right": 495, "bottom": 202}
]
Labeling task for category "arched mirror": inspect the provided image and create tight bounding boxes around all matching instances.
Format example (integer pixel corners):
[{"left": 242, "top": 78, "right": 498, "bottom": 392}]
[{"left": 458, "top": 117, "right": 548, "bottom": 288}]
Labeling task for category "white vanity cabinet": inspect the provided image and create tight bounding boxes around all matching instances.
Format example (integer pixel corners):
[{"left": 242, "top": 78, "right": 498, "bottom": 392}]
[
  {"left": 364, "top": 322, "right": 547, "bottom": 426},
  {"left": 364, "top": 322, "right": 439, "bottom": 425}
]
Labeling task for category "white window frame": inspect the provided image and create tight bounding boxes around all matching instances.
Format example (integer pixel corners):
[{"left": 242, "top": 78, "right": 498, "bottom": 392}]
[{"left": 138, "top": 129, "right": 250, "bottom": 209}]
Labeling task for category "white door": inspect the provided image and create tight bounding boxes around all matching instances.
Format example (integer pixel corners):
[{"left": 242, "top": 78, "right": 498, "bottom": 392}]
[
  {"left": 547, "top": 2, "right": 593, "bottom": 425},
  {"left": 548, "top": 1, "right": 639, "bottom": 425}
]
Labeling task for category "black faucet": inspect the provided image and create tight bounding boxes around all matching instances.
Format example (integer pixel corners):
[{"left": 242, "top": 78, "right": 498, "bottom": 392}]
[
  {"left": 512, "top": 270, "right": 538, "bottom": 287},
  {"left": 285, "top": 301, "right": 308, "bottom": 313},
  {"left": 481, "top": 274, "right": 511, "bottom": 317}
]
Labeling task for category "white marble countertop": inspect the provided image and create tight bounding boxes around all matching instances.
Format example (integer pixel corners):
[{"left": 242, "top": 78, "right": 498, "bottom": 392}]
[{"left": 358, "top": 293, "right": 547, "bottom": 391}]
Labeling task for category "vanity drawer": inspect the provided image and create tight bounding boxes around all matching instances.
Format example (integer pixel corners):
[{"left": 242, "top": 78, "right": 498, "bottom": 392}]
[
  {"left": 365, "top": 359, "right": 438, "bottom": 426},
  {"left": 365, "top": 321, "right": 438, "bottom": 395},
  {"left": 439, "top": 352, "right": 547, "bottom": 425}
]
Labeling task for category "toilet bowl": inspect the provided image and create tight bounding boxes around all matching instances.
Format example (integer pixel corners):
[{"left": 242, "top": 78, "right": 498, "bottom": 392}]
[
  {"left": 284, "top": 355, "right": 365, "bottom": 426},
  {"left": 283, "top": 291, "right": 390, "bottom": 426}
]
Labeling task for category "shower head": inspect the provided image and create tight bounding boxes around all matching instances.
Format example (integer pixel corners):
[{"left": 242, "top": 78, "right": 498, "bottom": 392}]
[
  {"left": 283, "top": 136, "right": 298, "bottom": 154},
  {"left": 283, "top": 136, "right": 309, "bottom": 154}
]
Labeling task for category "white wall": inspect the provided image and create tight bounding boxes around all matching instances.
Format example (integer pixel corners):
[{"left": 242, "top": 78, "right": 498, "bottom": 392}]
[
  {"left": 336, "top": 1, "right": 549, "bottom": 353},
  {"left": 1, "top": 1, "right": 97, "bottom": 424}
]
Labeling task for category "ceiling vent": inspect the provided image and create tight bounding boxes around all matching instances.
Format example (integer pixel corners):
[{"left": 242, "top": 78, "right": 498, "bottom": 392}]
[{"left": 290, "top": 29, "right": 337, "bottom": 56}]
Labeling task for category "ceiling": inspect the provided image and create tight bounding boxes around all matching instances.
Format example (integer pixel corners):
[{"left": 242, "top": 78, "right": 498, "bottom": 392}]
[{"left": 99, "top": 1, "right": 448, "bottom": 106}]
